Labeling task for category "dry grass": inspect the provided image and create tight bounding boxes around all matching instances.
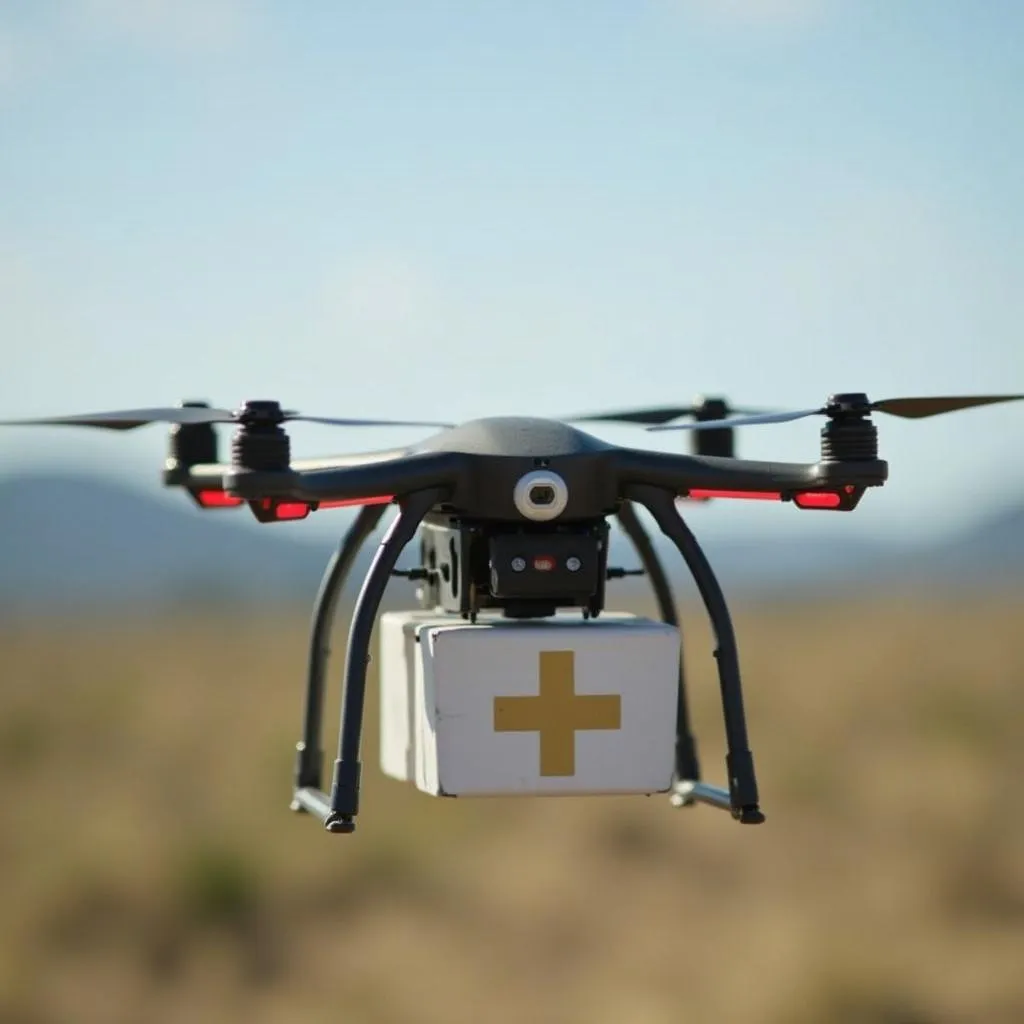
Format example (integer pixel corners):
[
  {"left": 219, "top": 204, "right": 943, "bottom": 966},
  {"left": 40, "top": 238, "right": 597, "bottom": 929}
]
[{"left": 1, "top": 591, "right": 1023, "bottom": 1024}]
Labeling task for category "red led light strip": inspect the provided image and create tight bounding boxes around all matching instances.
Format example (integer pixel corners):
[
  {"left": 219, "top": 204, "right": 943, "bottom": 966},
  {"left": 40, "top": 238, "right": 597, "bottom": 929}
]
[
  {"left": 265, "top": 501, "right": 312, "bottom": 521},
  {"left": 195, "top": 490, "right": 393, "bottom": 513},
  {"left": 793, "top": 491, "right": 842, "bottom": 509},
  {"left": 195, "top": 489, "right": 243, "bottom": 507},
  {"left": 254, "top": 495, "right": 395, "bottom": 521},
  {"left": 685, "top": 488, "right": 849, "bottom": 509},
  {"left": 318, "top": 495, "right": 394, "bottom": 508},
  {"left": 687, "top": 489, "right": 781, "bottom": 501}
]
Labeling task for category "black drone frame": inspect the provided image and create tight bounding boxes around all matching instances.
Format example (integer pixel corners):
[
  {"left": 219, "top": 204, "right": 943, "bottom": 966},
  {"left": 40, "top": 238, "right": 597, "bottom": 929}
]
[
  {"left": 175, "top": 395, "right": 888, "bottom": 834},
  {"left": 10, "top": 388, "right": 1018, "bottom": 835}
]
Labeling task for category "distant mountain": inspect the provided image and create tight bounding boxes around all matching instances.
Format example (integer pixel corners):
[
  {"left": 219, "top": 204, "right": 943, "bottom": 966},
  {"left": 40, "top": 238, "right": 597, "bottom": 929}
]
[
  {"left": 0, "top": 471, "right": 1020, "bottom": 612},
  {"left": 0, "top": 473, "right": 349, "bottom": 610},
  {"left": 894, "top": 500, "right": 1024, "bottom": 585}
]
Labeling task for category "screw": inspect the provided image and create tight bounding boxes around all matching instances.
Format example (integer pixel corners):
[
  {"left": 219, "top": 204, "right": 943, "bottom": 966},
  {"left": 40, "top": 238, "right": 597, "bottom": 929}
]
[
  {"left": 511, "top": 557, "right": 526, "bottom": 572},
  {"left": 566, "top": 556, "right": 582, "bottom": 572}
]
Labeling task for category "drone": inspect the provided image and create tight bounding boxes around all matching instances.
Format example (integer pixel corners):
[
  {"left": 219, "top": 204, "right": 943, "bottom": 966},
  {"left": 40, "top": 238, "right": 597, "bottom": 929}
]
[{"left": 3, "top": 391, "right": 1021, "bottom": 835}]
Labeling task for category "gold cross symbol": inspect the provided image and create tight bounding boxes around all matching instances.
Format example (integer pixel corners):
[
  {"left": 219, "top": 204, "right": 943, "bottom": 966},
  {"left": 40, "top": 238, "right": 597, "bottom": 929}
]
[{"left": 493, "top": 650, "right": 622, "bottom": 776}]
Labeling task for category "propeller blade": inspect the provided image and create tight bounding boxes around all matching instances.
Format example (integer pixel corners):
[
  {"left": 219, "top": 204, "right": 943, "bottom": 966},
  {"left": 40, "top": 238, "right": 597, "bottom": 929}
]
[
  {"left": 0, "top": 408, "right": 454, "bottom": 432},
  {"left": 870, "top": 394, "right": 1024, "bottom": 418},
  {"left": 645, "top": 393, "right": 1024, "bottom": 432},
  {"left": 0, "top": 407, "right": 237, "bottom": 430},
  {"left": 567, "top": 403, "right": 775, "bottom": 426},
  {"left": 646, "top": 408, "right": 824, "bottom": 432},
  {"left": 567, "top": 406, "right": 699, "bottom": 425},
  {"left": 288, "top": 416, "right": 455, "bottom": 428}
]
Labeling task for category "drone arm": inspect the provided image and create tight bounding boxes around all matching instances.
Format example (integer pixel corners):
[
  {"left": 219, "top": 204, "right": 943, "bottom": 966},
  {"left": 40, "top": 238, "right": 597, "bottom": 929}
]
[
  {"left": 246, "top": 451, "right": 467, "bottom": 505},
  {"left": 293, "top": 503, "right": 389, "bottom": 808},
  {"left": 617, "top": 448, "right": 887, "bottom": 498},
  {"left": 615, "top": 500, "right": 700, "bottom": 783},
  {"left": 167, "top": 462, "right": 226, "bottom": 487},
  {"left": 624, "top": 483, "right": 764, "bottom": 824}
]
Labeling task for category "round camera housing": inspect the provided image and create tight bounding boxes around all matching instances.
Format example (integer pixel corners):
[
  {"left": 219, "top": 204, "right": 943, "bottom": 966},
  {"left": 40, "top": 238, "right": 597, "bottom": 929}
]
[{"left": 513, "top": 469, "right": 569, "bottom": 522}]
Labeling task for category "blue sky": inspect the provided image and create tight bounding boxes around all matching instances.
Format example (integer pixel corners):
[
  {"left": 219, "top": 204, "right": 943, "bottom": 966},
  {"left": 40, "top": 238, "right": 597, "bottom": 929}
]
[{"left": 1, "top": 0, "right": 1022, "bottom": 543}]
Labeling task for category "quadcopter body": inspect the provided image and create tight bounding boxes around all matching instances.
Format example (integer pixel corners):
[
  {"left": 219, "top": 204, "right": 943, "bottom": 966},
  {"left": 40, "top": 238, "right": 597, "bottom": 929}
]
[{"left": 4, "top": 391, "right": 1021, "bottom": 836}]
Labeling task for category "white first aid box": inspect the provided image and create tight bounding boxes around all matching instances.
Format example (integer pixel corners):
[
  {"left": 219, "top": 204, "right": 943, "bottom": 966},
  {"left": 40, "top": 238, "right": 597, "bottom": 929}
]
[{"left": 378, "top": 610, "right": 680, "bottom": 798}]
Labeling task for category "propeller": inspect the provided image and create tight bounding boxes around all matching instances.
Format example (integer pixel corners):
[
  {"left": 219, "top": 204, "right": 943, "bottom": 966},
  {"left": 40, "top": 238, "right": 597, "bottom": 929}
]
[
  {"left": 0, "top": 404, "right": 455, "bottom": 432},
  {"left": 566, "top": 398, "right": 770, "bottom": 426},
  {"left": 645, "top": 394, "right": 1024, "bottom": 432}
]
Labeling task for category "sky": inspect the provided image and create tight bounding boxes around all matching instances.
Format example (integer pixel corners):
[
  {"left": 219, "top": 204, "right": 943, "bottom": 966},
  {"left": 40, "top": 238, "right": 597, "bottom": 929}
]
[{"left": 1, "top": 0, "right": 1022, "bottom": 544}]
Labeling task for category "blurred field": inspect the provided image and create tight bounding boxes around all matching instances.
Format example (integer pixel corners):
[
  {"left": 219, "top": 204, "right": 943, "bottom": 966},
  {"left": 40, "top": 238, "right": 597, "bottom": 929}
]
[{"left": 1, "top": 591, "right": 1023, "bottom": 1024}]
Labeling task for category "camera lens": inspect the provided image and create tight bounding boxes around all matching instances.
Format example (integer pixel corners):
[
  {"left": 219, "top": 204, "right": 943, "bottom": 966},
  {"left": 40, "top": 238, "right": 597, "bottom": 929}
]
[{"left": 513, "top": 469, "right": 568, "bottom": 521}]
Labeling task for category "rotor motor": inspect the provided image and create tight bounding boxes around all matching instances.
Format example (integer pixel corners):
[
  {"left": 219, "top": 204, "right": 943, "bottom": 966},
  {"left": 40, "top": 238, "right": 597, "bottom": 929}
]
[
  {"left": 168, "top": 401, "right": 218, "bottom": 465},
  {"left": 164, "top": 400, "right": 219, "bottom": 487},
  {"left": 820, "top": 393, "right": 880, "bottom": 463},
  {"left": 230, "top": 399, "right": 292, "bottom": 472},
  {"left": 691, "top": 397, "right": 735, "bottom": 458}
]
